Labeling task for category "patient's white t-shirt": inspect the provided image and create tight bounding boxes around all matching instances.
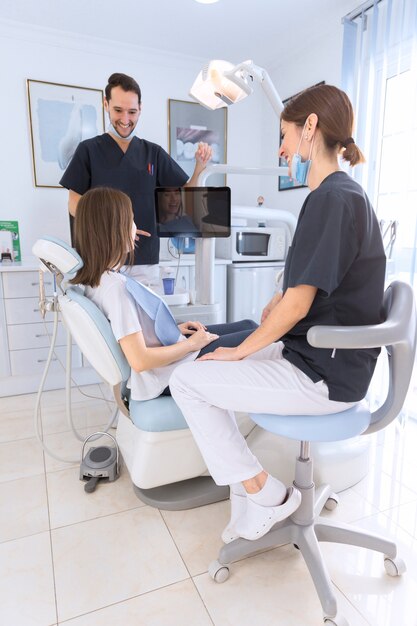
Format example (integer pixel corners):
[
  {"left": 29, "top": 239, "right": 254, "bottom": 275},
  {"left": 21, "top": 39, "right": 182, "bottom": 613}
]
[{"left": 84, "top": 271, "right": 198, "bottom": 401}]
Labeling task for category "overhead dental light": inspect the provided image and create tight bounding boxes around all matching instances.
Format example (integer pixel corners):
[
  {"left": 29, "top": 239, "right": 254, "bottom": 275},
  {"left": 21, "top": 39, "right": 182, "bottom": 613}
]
[
  {"left": 190, "top": 60, "right": 251, "bottom": 110},
  {"left": 190, "top": 59, "right": 284, "bottom": 117}
]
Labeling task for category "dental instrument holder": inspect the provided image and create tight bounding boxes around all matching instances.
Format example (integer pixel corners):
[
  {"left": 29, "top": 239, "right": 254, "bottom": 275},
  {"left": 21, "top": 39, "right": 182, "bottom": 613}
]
[
  {"left": 195, "top": 165, "right": 296, "bottom": 304},
  {"left": 37, "top": 258, "right": 64, "bottom": 317},
  {"left": 80, "top": 431, "right": 120, "bottom": 493}
]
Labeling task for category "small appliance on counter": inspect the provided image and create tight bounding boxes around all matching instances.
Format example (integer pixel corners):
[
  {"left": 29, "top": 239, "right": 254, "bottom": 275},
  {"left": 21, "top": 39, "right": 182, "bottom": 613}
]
[{"left": 216, "top": 217, "right": 286, "bottom": 262}]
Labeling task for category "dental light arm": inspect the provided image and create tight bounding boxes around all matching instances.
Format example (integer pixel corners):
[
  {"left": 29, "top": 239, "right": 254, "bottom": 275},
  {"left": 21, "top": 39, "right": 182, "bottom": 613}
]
[{"left": 227, "top": 60, "right": 284, "bottom": 117}]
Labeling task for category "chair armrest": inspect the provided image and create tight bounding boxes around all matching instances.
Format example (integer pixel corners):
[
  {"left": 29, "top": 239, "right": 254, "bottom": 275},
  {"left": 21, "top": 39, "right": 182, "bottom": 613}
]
[
  {"left": 307, "top": 281, "right": 415, "bottom": 350},
  {"left": 306, "top": 322, "right": 400, "bottom": 350}
]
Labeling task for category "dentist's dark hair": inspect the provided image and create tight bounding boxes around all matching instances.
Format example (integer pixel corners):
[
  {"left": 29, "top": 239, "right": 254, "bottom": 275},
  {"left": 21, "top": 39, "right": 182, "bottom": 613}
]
[
  {"left": 105, "top": 73, "right": 141, "bottom": 104},
  {"left": 70, "top": 187, "right": 134, "bottom": 288},
  {"left": 281, "top": 84, "right": 365, "bottom": 167}
]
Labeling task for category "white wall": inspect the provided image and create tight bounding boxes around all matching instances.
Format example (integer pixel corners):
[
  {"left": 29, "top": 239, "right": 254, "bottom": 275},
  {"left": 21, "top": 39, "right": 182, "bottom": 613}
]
[{"left": 0, "top": 19, "right": 264, "bottom": 261}]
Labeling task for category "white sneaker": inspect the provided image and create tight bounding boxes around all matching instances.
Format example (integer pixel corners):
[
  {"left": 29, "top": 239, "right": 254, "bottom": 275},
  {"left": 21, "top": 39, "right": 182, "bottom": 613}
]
[
  {"left": 221, "top": 493, "right": 247, "bottom": 544},
  {"left": 234, "top": 487, "right": 302, "bottom": 541}
]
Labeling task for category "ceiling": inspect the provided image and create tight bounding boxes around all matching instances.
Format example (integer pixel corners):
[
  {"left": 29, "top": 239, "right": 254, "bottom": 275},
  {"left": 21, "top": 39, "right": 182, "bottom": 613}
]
[{"left": 2, "top": 0, "right": 361, "bottom": 68}]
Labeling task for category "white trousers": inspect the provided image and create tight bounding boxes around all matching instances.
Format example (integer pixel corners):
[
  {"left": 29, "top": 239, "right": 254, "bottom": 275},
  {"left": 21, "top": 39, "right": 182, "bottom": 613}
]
[{"left": 169, "top": 342, "right": 355, "bottom": 486}]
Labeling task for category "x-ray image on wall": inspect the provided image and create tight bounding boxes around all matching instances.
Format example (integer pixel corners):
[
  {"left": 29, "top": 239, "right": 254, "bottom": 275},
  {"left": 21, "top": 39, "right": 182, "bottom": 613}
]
[{"left": 168, "top": 99, "right": 227, "bottom": 187}]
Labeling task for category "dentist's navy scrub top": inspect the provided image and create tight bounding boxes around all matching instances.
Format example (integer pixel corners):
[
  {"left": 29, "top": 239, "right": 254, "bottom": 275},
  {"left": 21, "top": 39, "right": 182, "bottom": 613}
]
[{"left": 59, "top": 133, "right": 189, "bottom": 266}]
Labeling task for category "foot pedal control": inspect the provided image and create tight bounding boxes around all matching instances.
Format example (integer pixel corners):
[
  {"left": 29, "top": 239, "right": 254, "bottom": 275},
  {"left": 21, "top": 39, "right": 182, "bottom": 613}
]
[{"left": 80, "top": 432, "right": 120, "bottom": 493}]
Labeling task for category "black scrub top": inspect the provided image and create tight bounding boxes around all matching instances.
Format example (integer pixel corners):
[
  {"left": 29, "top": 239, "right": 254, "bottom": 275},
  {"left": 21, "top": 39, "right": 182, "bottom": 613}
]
[
  {"left": 59, "top": 134, "right": 189, "bottom": 265},
  {"left": 282, "top": 171, "right": 386, "bottom": 403}
]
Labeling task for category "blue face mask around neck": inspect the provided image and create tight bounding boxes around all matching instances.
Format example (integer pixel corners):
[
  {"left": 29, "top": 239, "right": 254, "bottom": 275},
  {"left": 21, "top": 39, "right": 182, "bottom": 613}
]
[
  {"left": 107, "top": 122, "right": 136, "bottom": 142},
  {"left": 290, "top": 121, "right": 314, "bottom": 186}
]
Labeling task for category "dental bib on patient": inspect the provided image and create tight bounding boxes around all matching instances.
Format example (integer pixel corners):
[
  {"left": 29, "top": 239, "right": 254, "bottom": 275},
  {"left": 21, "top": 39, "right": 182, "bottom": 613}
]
[{"left": 123, "top": 273, "right": 181, "bottom": 345}]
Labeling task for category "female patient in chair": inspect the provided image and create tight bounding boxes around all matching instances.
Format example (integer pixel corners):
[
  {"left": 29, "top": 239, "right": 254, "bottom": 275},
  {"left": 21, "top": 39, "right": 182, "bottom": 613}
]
[
  {"left": 169, "top": 84, "right": 386, "bottom": 544},
  {"left": 70, "top": 186, "right": 258, "bottom": 402}
]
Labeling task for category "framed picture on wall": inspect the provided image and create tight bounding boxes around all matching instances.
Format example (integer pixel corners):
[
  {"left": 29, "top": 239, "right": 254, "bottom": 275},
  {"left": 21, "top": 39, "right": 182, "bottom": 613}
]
[
  {"left": 27, "top": 79, "right": 105, "bottom": 188},
  {"left": 278, "top": 81, "right": 325, "bottom": 191},
  {"left": 168, "top": 99, "right": 227, "bottom": 187}
]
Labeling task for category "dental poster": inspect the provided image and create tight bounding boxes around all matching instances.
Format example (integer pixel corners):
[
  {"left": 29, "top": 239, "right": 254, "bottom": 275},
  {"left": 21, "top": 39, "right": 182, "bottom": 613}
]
[
  {"left": 27, "top": 80, "right": 105, "bottom": 188},
  {"left": 0, "top": 220, "right": 21, "bottom": 262}
]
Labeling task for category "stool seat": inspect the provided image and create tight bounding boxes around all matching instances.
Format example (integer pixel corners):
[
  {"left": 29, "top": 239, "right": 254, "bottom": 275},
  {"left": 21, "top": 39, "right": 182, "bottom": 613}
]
[
  {"left": 250, "top": 402, "right": 372, "bottom": 442},
  {"left": 129, "top": 396, "right": 188, "bottom": 432}
]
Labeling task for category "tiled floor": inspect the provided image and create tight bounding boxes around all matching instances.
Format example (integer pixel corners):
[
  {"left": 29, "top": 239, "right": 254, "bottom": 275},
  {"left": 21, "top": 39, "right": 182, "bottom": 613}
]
[{"left": 1, "top": 384, "right": 417, "bottom": 626}]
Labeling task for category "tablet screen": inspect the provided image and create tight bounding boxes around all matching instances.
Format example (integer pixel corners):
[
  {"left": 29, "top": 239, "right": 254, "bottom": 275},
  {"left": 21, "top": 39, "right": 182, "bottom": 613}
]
[{"left": 155, "top": 186, "right": 231, "bottom": 238}]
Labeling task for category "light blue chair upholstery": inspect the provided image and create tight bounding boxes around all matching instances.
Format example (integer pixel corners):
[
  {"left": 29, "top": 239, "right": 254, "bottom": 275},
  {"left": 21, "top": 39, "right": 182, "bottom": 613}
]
[
  {"left": 129, "top": 397, "right": 188, "bottom": 432},
  {"left": 211, "top": 281, "right": 416, "bottom": 626}
]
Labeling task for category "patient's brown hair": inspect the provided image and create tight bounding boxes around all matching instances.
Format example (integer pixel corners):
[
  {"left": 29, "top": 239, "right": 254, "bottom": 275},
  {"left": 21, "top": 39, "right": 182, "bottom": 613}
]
[{"left": 70, "top": 187, "right": 134, "bottom": 287}]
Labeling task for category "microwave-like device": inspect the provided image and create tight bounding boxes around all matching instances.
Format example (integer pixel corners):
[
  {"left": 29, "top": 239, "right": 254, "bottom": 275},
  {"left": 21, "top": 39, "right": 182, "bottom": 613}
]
[{"left": 216, "top": 226, "right": 286, "bottom": 262}]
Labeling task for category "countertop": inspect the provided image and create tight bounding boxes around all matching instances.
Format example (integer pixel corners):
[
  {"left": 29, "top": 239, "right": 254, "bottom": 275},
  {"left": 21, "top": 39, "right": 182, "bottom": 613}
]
[{"left": 0, "top": 257, "right": 232, "bottom": 272}]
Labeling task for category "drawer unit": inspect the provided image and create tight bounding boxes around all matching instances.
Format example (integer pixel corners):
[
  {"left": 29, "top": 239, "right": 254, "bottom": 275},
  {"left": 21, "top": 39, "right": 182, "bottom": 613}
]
[
  {"left": 0, "top": 267, "right": 99, "bottom": 396},
  {"left": 9, "top": 345, "right": 82, "bottom": 377},
  {"left": 2, "top": 271, "right": 54, "bottom": 298},
  {"left": 5, "top": 297, "right": 48, "bottom": 325},
  {"left": 7, "top": 321, "right": 69, "bottom": 350}
]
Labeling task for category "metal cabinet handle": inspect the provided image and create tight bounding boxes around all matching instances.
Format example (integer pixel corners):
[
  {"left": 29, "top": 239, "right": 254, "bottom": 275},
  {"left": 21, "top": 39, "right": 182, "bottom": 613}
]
[
  {"left": 37, "top": 358, "right": 57, "bottom": 363},
  {"left": 35, "top": 333, "right": 48, "bottom": 338},
  {"left": 31, "top": 281, "right": 52, "bottom": 286}
]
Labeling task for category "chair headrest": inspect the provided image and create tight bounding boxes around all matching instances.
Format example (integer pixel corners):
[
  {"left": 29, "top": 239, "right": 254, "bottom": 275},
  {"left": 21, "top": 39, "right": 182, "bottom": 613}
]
[{"left": 32, "top": 236, "right": 83, "bottom": 275}]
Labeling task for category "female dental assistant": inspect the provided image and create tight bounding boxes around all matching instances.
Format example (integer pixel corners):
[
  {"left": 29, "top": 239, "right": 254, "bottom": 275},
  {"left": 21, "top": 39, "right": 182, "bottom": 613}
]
[{"left": 169, "top": 84, "right": 386, "bottom": 543}]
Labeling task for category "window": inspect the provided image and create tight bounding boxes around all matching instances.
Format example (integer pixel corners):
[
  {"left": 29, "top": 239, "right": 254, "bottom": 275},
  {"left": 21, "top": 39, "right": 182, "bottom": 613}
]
[{"left": 375, "top": 69, "right": 417, "bottom": 289}]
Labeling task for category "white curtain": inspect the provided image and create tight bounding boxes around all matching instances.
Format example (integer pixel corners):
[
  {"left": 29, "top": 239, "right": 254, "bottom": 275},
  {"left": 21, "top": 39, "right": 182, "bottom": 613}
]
[
  {"left": 342, "top": 0, "right": 417, "bottom": 419},
  {"left": 342, "top": 0, "right": 417, "bottom": 285}
]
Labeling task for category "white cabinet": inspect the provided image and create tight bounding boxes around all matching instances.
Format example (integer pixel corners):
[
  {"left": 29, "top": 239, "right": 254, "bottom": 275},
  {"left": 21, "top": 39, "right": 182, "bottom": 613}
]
[
  {"left": 0, "top": 265, "right": 99, "bottom": 397},
  {"left": 227, "top": 262, "right": 284, "bottom": 323}
]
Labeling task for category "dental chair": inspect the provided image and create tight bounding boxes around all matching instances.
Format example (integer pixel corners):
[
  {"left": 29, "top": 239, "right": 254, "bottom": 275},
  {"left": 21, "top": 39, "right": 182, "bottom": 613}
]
[
  {"left": 32, "top": 235, "right": 232, "bottom": 509},
  {"left": 32, "top": 236, "right": 373, "bottom": 511},
  {"left": 209, "top": 280, "right": 416, "bottom": 626}
]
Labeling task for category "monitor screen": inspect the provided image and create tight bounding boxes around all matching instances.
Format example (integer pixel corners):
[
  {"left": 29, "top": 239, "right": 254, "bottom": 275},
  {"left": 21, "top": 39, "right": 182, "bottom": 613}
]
[{"left": 155, "top": 186, "right": 231, "bottom": 238}]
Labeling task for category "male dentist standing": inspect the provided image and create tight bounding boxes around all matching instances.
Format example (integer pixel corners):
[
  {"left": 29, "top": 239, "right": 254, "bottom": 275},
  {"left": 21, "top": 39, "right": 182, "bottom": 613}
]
[{"left": 60, "top": 72, "right": 212, "bottom": 283}]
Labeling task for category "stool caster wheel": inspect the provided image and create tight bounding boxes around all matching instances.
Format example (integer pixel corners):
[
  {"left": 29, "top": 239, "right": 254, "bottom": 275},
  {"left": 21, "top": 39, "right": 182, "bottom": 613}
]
[
  {"left": 324, "top": 492, "right": 339, "bottom": 511},
  {"left": 384, "top": 555, "right": 406, "bottom": 576},
  {"left": 208, "top": 560, "right": 230, "bottom": 583},
  {"left": 324, "top": 613, "right": 349, "bottom": 626}
]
